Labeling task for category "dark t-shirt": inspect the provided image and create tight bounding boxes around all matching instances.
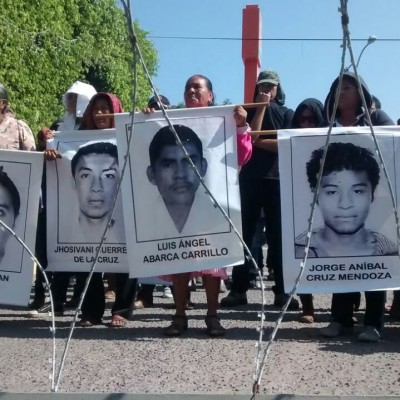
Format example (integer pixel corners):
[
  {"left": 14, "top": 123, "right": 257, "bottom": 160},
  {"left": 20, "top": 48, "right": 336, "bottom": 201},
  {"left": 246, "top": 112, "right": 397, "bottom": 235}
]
[{"left": 240, "top": 102, "right": 294, "bottom": 180}]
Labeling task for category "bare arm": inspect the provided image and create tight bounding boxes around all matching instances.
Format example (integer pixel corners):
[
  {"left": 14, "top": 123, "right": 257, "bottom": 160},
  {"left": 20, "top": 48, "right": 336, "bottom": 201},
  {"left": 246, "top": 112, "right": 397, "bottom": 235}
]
[
  {"left": 253, "top": 138, "right": 278, "bottom": 152},
  {"left": 249, "top": 92, "right": 270, "bottom": 134},
  {"left": 249, "top": 92, "right": 278, "bottom": 152}
]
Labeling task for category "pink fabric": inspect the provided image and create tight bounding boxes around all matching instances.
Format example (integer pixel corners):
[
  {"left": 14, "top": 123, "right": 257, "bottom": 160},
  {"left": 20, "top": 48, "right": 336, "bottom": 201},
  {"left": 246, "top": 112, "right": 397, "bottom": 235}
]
[
  {"left": 161, "top": 268, "right": 228, "bottom": 282},
  {"left": 80, "top": 92, "right": 123, "bottom": 130},
  {"left": 236, "top": 127, "right": 252, "bottom": 166}
]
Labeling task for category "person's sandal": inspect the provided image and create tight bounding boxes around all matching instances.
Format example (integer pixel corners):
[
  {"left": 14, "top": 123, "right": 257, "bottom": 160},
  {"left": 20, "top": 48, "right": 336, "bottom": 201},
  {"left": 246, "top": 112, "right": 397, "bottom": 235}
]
[
  {"left": 298, "top": 313, "right": 314, "bottom": 324},
  {"left": 108, "top": 314, "right": 128, "bottom": 328},
  {"left": 80, "top": 318, "right": 102, "bottom": 327},
  {"left": 205, "top": 315, "right": 226, "bottom": 337},
  {"left": 164, "top": 315, "right": 188, "bottom": 337}
]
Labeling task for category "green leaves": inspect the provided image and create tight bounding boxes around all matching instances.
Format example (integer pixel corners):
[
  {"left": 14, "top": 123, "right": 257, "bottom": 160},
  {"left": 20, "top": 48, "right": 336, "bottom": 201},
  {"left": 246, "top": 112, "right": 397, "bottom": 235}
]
[{"left": 0, "top": 0, "right": 158, "bottom": 133}]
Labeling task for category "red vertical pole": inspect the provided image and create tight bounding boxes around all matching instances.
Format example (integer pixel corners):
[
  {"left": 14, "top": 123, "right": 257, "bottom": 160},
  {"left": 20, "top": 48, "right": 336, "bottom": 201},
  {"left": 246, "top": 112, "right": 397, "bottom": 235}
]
[{"left": 242, "top": 5, "right": 261, "bottom": 103}]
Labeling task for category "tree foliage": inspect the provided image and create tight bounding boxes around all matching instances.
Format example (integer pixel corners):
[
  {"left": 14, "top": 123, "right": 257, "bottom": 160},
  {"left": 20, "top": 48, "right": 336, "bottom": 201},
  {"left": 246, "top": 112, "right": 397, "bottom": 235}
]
[{"left": 0, "top": 0, "right": 158, "bottom": 133}]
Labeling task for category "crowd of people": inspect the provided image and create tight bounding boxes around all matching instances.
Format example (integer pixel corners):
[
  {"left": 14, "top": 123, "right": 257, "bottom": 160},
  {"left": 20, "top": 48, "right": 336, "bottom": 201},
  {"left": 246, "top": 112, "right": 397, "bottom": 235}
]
[{"left": 0, "top": 68, "right": 399, "bottom": 342}]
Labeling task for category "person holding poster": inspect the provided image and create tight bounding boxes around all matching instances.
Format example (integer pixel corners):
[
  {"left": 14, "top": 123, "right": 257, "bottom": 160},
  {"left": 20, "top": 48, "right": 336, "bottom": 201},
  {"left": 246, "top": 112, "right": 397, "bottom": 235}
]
[
  {"left": 57, "top": 81, "right": 97, "bottom": 131},
  {"left": 291, "top": 98, "right": 325, "bottom": 324},
  {"left": 54, "top": 92, "right": 136, "bottom": 327},
  {"left": 318, "top": 71, "right": 395, "bottom": 342},
  {"left": 162, "top": 75, "right": 252, "bottom": 337},
  {"left": 135, "top": 95, "right": 175, "bottom": 308},
  {"left": 221, "top": 70, "right": 297, "bottom": 310},
  {"left": 29, "top": 82, "right": 97, "bottom": 315},
  {"left": 0, "top": 83, "right": 37, "bottom": 307}
]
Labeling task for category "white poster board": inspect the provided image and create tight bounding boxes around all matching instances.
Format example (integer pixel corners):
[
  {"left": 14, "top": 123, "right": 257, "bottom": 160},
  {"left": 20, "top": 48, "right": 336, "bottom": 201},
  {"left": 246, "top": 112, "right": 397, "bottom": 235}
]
[
  {"left": 280, "top": 126, "right": 400, "bottom": 293},
  {"left": 0, "top": 150, "right": 42, "bottom": 306},
  {"left": 46, "top": 130, "right": 128, "bottom": 273},
  {"left": 115, "top": 106, "right": 244, "bottom": 278}
]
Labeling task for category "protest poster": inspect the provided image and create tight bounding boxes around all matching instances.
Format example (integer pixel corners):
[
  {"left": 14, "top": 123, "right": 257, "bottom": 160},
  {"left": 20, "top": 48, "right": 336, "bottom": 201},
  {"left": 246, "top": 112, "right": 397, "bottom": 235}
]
[
  {"left": 0, "top": 150, "right": 42, "bottom": 306},
  {"left": 46, "top": 130, "right": 128, "bottom": 273},
  {"left": 280, "top": 126, "right": 400, "bottom": 293},
  {"left": 115, "top": 106, "right": 244, "bottom": 278}
]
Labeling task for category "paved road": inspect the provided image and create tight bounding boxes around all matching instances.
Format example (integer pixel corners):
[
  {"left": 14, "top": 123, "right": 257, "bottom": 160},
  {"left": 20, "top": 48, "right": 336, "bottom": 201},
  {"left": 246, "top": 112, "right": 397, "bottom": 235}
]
[{"left": 0, "top": 281, "right": 399, "bottom": 396}]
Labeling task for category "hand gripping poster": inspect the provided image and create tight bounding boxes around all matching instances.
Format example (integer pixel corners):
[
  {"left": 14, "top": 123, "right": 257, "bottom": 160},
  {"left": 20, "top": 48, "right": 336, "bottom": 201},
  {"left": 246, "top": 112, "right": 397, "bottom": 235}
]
[
  {"left": 46, "top": 130, "right": 128, "bottom": 273},
  {"left": 0, "top": 150, "right": 42, "bottom": 306},
  {"left": 280, "top": 126, "right": 400, "bottom": 294},
  {"left": 115, "top": 106, "right": 244, "bottom": 278}
]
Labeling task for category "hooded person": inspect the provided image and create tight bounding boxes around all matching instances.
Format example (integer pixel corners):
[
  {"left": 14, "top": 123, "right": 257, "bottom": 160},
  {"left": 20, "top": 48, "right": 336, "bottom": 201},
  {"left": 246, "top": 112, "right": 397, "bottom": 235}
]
[
  {"left": 77, "top": 92, "right": 137, "bottom": 329},
  {"left": 292, "top": 98, "right": 325, "bottom": 129},
  {"left": 323, "top": 71, "right": 393, "bottom": 127},
  {"left": 80, "top": 92, "right": 123, "bottom": 130},
  {"left": 320, "top": 71, "right": 394, "bottom": 343},
  {"left": 290, "top": 97, "right": 325, "bottom": 324},
  {"left": 57, "top": 81, "right": 97, "bottom": 131},
  {"left": 221, "top": 70, "right": 298, "bottom": 310}
]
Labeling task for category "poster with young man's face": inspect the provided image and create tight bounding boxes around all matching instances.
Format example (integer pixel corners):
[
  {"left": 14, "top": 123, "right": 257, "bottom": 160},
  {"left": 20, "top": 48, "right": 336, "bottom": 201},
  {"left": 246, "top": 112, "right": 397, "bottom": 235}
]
[
  {"left": 0, "top": 150, "right": 42, "bottom": 306},
  {"left": 279, "top": 127, "right": 400, "bottom": 294},
  {"left": 115, "top": 106, "right": 244, "bottom": 278},
  {"left": 46, "top": 130, "right": 128, "bottom": 273}
]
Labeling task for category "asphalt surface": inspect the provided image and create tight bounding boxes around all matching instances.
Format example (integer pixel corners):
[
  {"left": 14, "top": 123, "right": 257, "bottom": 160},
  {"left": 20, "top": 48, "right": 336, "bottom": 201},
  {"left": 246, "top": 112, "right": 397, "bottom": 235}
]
[{"left": 0, "top": 280, "right": 399, "bottom": 397}]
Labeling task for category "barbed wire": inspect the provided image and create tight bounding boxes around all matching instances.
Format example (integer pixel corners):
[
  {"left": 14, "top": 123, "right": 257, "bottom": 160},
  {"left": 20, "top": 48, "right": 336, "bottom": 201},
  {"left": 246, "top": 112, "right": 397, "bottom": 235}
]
[
  {"left": 53, "top": 0, "right": 142, "bottom": 392},
  {"left": 4, "top": 15, "right": 399, "bottom": 46},
  {"left": 0, "top": 215, "right": 57, "bottom": 390},
  {"left": 251, "top": 0, "right": 400, "bottom": 396},
  {"left": 149, "top": 36, "right": 399, "bottom": 42},
  {"left": 6, "top": 0, "right": 398, "bottom": 395}
]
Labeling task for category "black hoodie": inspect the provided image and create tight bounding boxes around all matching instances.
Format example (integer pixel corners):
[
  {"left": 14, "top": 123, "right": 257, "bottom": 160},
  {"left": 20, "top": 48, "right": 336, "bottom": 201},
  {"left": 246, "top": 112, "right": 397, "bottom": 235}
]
[
  {"left": 323, "top": 71, "right": 393, "bottom": 127},
  {"left": 291, "top": 98, "right": 325, "bottom": 129}
]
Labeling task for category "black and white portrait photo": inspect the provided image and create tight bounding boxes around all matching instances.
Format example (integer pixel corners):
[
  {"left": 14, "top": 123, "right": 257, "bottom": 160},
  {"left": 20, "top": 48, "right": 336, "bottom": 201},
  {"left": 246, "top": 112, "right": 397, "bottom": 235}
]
[
  {"left": 146, "top": 124, "right": 220, "bottom": 236},
  {"left": 115, "top": 107, "right": 245, "bottom": 278},
  {"left": 0, "top": 150, "right": 42, "bottom": 306},
  {"left": 130, "top": 119, "right": 233, "bottom": 243},
  {"left": 0, "top": 166, "right": 21, "bottom": 266},
  {"left": 294, "top": 142, "right": 397, "bottom": 258},
  {"left": 46, "top": 131, "right": 128, "bottom": 273},
  {"left": 71, "top": 141, "right": 120, "bottom": 243},
  {"left": 279, "top": 127, "right": 400, "bottom": 294}
]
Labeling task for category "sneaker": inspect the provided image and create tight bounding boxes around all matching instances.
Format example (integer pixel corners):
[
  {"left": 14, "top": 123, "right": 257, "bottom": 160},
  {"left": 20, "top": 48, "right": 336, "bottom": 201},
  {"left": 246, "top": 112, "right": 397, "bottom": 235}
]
[
  {"left": 358, "top": 326, "right": 380, "bottom": 342},
  {"left": 27, "top": 304, "right": 64, "bottom": 318},
  {"left": 320, "top": 322, "right": 343, "bottom": 338},
  {"left": 163, "top": 287, "right": 173, "bottom": 299},
  {"left": 220, "top": 291, "right": 248, "bottom": 307},
  {"left": 273, "top": 294, "right": 300, "bottom": 311}
]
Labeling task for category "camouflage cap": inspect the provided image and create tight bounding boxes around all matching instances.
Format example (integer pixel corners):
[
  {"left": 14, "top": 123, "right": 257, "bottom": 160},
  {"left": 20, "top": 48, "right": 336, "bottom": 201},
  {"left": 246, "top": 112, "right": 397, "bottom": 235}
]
[{"left": 257, "top": 70, "right": 280, "bottom": 86}]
